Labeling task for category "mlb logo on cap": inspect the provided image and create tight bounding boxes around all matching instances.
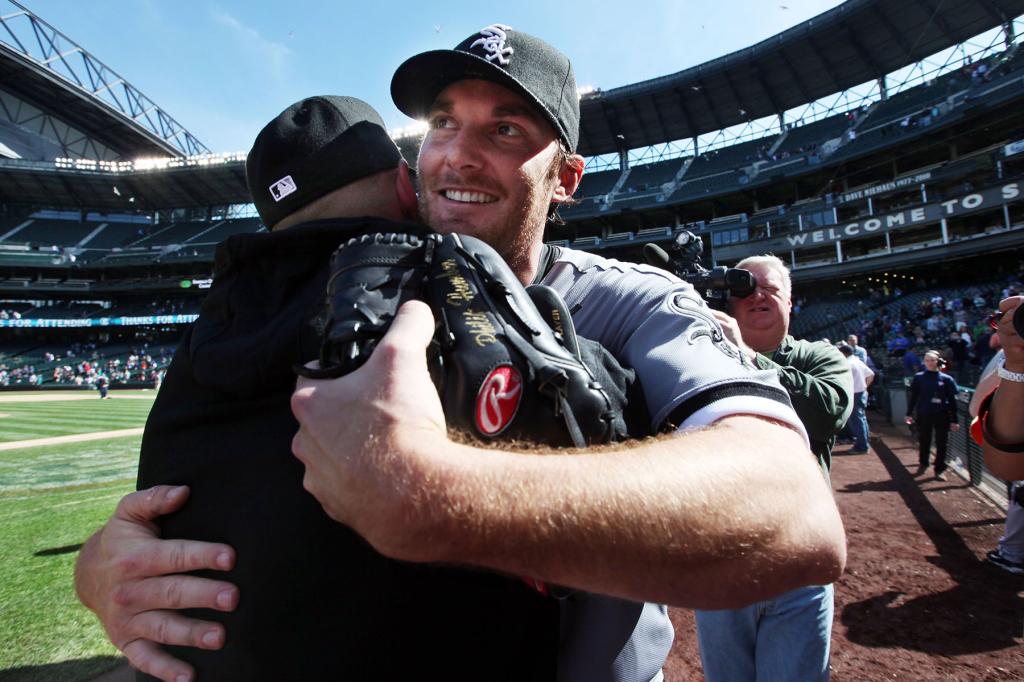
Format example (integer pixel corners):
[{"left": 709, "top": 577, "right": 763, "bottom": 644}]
[{"left": 269, "top": 175, "right": 298, "bottom": 202}]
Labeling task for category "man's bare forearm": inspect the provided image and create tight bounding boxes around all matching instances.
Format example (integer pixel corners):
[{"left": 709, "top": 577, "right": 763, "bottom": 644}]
[
  {"left": 414, "top": 415, "right": 846, "bottom": 609},
  {"left": 983, "top": 380, "right": 1024, "bottom": 480}
]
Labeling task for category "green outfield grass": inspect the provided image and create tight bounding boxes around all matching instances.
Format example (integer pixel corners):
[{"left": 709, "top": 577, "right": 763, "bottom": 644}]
[
  {"left": 0, "top": 393, "right": 155, "bottom": 443},
  {"left": 0, "top": 392, "right": 156, "bottom": 681}
]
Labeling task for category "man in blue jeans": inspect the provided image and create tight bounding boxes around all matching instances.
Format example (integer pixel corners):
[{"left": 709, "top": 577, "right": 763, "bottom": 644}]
[
  {"left": 704, "top": 255, "right": 853, "bottom": 681},
  {"left": 839, "top": 342, "right": 874, "bottom": 455}
]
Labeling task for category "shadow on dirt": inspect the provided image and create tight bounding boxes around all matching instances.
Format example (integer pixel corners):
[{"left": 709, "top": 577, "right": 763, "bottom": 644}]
[{"left": 840, "top": 438, "right": 1023, "bottom": 655}]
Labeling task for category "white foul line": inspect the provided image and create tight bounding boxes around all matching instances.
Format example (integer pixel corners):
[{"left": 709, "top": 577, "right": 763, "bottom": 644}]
[{"left": 0, "top": 428, "right": 145, "bottom": 451}]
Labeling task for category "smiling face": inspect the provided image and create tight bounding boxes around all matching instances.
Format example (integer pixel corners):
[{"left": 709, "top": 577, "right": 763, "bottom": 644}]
[
  {"left": 728, "top": 261, "right": 792, "bottom": 353},
  {"left": 415, "top": 79, "right": 582, "bottom": 280}
]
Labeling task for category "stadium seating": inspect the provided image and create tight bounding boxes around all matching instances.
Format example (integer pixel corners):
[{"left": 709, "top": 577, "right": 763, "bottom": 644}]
[
  {"left": 576, "top": 168, "right": 621, "bottom": 198},
  {"left": 620, "top": 158, "right": 683, "bottom": 193},
  {"left": 687, "top": 139, "right": 768, "bottom": 177},
  {"left": 773, "top": 113, "right": 849, "bottom": 156},
  {"left": 79, "top": 223, "right": 156, "bottom": 250},
  {"left": 0, "top": 218, "right": 98, "bottom": 247},
  {"left": 188, "top": 218, "right": 262, "bottom": 244}
]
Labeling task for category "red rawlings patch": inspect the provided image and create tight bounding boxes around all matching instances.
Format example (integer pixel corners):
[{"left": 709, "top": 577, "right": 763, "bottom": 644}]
[{"left": 474, "top": 365, "right": 523, "bottom": 436}]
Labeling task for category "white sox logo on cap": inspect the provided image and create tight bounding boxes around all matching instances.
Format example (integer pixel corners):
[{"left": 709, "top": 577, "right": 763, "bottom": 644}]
[{"left": 470, "top": 24, "right": 514, "bottom": 65}]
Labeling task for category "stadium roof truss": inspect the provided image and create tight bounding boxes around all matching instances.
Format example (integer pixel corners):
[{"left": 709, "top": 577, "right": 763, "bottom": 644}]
[
  {"left": 4, "top": 0, "right": 1024, "bottom": 212},
  {"left": 577, "top": 0, "right": 1024, "bottom": 157},
  {"left": 0, "top": 0, "right": 210, "bottom": 159},
  {"left": 0, "top": 87, "right": 120, "bottom": 160}
]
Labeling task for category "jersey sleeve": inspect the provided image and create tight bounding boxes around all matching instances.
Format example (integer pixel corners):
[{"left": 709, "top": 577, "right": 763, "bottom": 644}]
[{"left": 542, "top": 253, "right": 807, "bottom": 443}]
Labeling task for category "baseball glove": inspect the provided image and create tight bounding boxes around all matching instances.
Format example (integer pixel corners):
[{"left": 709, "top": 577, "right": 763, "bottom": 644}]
[
  {"left": 300, "top": 231, "right": 638, "bottom": 447},
  {"left": 300, "top": 231, "right": 433, "bottom": 378}
]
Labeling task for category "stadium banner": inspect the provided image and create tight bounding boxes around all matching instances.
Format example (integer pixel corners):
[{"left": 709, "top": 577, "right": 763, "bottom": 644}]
[
  {"left": 1004, "top": 139, "right": 1024, "bottom": 157},
  {"left": 716, "top": 181, "right": 1022, "bottom": 260},
  {"left": 0, "top": 314, "right": 198, "bottom": 328},
  {"left": 839, "top": 172, "right": 933, "bottom": 204}
]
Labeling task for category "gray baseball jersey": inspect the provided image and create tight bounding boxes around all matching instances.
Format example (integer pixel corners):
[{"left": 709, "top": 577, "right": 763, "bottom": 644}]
[{"left": 539, "top": 245, "right": 807, "bottom": 682}]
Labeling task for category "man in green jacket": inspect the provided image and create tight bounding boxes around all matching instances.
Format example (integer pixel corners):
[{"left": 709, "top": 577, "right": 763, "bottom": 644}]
[{"left": 695, "top": 253, "right": 853, "bottom": 682}]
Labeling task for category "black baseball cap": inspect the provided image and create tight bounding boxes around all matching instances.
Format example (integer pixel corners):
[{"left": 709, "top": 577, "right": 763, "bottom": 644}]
[
  {"left": 390, "top": 24, "right": 579, "bottom": 152},
  {"left": 246, "top": 96, "right": 403, "bottom": 228}
]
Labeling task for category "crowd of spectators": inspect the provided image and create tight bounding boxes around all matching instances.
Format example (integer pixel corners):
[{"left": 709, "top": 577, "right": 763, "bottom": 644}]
[
  {"left": 0, "top": 364, "right": 44, "bottom": 386},
  {"left": 50, "top": 346, "right": 169, "bottom": 387},
  {"left": 851, "top": 276, "right": 1023, "bottom": 386},
  {"left": 0, "top": 342, "right": 170, "bottom": 389}
]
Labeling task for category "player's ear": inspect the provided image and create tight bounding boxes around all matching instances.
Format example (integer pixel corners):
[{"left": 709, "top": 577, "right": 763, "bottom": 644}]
[
  {"left": 395, "top": 160, "right": 419, "bottom": 220},
  {"left": 551, "top": 152, "right": 584, "bottom": 204}
]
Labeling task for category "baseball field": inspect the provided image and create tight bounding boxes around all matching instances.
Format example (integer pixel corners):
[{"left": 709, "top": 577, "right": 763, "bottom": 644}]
[
  {"left": 0, "top": 390, "right": 151, "bottom": 681},
  {"left": 1, "top": 393, "right": 1021, "bottom": 681}
]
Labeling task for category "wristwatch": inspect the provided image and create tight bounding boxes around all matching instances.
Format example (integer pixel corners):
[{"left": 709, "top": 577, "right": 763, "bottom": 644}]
[{"left": 998, "top": 359, "right": 1024, "bottom": 383}]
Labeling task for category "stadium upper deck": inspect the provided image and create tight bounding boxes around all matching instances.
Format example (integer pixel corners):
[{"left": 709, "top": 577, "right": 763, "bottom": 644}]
[
  {"left": 0, "top": 0, "right": 1022, "bottom": 298},
  {"left": 0, "top": 0, "right": 208, "bottom": 160}
]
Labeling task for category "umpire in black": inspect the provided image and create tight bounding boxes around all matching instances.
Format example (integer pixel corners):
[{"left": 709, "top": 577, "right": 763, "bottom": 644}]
[
  {"left": 79, "top": 97, "right": 564, "bottom": 681},
  {"left": 905, "top": 349, "right": 961, "bottom": 480}
]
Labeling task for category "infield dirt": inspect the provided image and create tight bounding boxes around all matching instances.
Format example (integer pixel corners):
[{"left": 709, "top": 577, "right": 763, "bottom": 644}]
[{"left": 665, "top": 417, "right": 1023, "bottom": 681}]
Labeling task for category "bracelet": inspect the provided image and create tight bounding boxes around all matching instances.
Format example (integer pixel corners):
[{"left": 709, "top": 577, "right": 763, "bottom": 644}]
[
  {"left": 998, "top": 359, "right": 1024, "bottom": 383},
  {"left": 978, "top": 391, "right": 1024, "bottom": 453}
]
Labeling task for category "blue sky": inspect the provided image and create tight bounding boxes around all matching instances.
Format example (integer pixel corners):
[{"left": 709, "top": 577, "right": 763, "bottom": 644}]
[{"left": 28, "top": 0, "right": 845, "bottom": 154}]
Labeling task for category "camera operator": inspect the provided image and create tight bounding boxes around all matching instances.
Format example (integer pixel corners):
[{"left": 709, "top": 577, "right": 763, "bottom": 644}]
[{"left": 694, "top": 254, "right": 853, "bottom": 682}]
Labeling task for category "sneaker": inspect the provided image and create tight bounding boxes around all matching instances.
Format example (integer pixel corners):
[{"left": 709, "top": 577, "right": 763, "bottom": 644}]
[
  {"left": 848, "top": 448, "right": 868, "bottom": 455},
  {"left": 934, "top": 471, "right": 947, "bottom": 481},
  {"left": 915, "top": 464, "right": 928, "bottom": 476},
  {"left": 986, "top": 549, "right": 1024, "bottom": 575}
]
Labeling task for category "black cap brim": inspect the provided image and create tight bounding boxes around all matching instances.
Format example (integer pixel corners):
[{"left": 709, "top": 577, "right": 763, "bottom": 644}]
[{"left": 391, "top": 49, "right": 568, "bottom": 149}]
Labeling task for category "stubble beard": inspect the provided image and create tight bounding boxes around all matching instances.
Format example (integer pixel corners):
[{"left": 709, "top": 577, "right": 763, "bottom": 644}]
[{"left": 416, "top": 168, "right": 557, "bottom": 281}]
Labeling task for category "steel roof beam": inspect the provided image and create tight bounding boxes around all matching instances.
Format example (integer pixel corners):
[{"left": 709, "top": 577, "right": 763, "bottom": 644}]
[
  {"left": 627, "top": 97, "right": 651, "bottom": 147},
  {"left": 777, "top": 49, "right": 812, "bottom": 103},
  {"left": 672, "top": 87, "right": 698, "bottom": 141},
  {"left": 750, "top": 61, "right": 782, "bottom": 116},
  {"left": 694, "top": 79, "right": 724, "bottom": 131},
  {"left": 975, "top": 0, "right": 1010, "bottom": 23},
  {"left": 870, "top": 3, "right": 914, "bottom": 57},
  {"left": 647, "top": 94, "right": 671, "bottom": 142},
  {"left": 841, "top": 20, "right": 884, "bottom": 78},
  {"left": 721, "top": 69, "right": 749, "bottom": 121},
  {"left": 913, "top": 0, "right": 956, "bottom": 45},
  {"left": 0, "top": 1, "right": 210, "bottom": 157},
  {"left": 806, "top": 33, "right": 842, "bottom": 93}
]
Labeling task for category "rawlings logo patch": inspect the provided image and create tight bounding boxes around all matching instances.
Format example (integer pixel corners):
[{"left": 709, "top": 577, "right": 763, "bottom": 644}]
[
  {"left": 470, "top": 24, "right": 514, "bottom": 65},
  {"left": 475, "top": 365, "right": 522, "bottom": 436}
]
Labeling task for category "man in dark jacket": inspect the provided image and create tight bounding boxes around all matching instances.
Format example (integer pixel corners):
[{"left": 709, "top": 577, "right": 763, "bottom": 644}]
[
  {"left": 906, "top": 349, "right": 961, "bottom": 480},
  {"left": 698, "top": 253, "right": 852, "bottom": 682},
  {"left": 76, "top": 96, "right": 564, "bottom": 682}
]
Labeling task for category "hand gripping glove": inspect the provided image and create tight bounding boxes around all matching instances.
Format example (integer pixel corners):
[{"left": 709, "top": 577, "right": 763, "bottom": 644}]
[{"left": 426, "top": 233, "right": 621, "bottom": 447}]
